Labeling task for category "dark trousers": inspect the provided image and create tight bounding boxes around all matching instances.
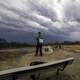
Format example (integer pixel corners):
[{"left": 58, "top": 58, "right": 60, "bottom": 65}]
[{"left": 35, "top": 44, "right": 43, "bottom": 56}]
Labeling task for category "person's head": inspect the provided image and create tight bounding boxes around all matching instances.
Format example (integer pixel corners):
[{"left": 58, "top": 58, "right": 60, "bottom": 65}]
[{"left": 38, "top": 32, "right": 41, "bottom": 36}]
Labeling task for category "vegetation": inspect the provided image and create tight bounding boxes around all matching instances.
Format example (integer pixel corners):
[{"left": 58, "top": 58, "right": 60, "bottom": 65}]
[
  {"left": 0, "top": 38, "right": 31, "bottom": 49},
  {"left": 0, "top": 45, "right": 80, "bottom": 80},
  {"left": 0, "top": 38, "right": 80, "bottom": 49}
]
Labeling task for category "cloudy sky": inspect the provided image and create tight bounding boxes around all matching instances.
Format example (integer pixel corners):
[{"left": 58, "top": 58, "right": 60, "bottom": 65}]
[{"left": 0, "top": 0, "right": 80, "bottom": 42}]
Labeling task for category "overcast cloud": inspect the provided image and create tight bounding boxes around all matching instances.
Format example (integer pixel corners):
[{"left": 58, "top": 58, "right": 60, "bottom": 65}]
[{"left": 0, "top": 0, "right": 80, "bottom": 42}]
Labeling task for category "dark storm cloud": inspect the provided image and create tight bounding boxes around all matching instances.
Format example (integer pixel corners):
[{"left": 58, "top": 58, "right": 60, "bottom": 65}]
[
  {"left": 0, "top": 0, "right": 80, "bottom": 42},
  {"left": 29, "top": 0, "right": 57, "bottom": 22},
  {"left": 0, "top": 1, "right": 49, "bottom": 32},
  {"left": 64, "top": 0, "right": 80, "bottom": 21}
]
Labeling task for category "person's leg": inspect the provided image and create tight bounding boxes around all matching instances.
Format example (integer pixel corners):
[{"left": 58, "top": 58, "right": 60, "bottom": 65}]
[
  {"left": 35, "top": 45, "right": 39, "bottom": 56},
  {"left": 40, "top": 44, "right": 42, "bottom": 56}
]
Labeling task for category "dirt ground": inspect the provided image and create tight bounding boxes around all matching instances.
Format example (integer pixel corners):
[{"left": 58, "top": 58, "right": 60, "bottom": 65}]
[{"left": 0, "top": 45, "right": 80, "bottom": 80}]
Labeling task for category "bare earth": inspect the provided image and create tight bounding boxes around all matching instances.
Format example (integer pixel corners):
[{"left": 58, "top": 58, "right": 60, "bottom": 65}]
[{"left": 0, "top": 45, "right": 80, "bottom": 80}]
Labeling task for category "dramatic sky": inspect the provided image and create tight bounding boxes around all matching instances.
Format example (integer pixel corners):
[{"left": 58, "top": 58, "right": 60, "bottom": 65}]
[{"left": 0, "top": 0, "right": 80, "bottom": 42}]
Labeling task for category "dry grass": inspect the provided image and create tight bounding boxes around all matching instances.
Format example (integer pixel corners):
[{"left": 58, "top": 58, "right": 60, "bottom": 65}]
[{"left": 0, "top": 45, "right": 80, "bottom": 80}]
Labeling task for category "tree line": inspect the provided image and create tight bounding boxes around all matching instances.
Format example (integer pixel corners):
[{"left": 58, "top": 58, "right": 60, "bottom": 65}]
[
  {"left": 0, "top": 38, "right": 31, "bottom": 49},
  {"left": 0, "top": 38, "right": 80, "bottom": 49}
]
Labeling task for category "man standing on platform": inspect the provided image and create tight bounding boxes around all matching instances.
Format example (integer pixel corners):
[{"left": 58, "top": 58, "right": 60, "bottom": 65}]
[{"left": 35, "top": 32, "right": 44, "bottom": 56}]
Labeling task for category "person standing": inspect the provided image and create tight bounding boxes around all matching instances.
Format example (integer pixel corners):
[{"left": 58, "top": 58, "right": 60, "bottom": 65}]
[{"left": 35, "top": 32, "right": 44, "bottom": 56}]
